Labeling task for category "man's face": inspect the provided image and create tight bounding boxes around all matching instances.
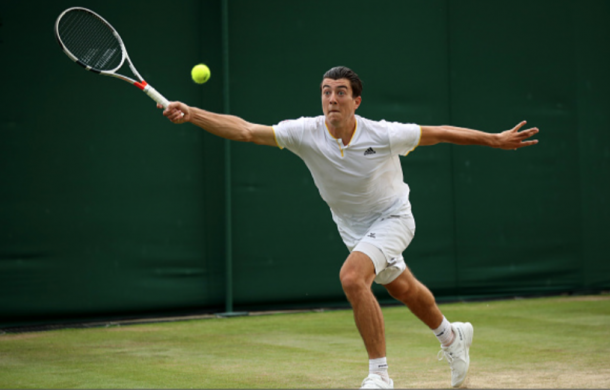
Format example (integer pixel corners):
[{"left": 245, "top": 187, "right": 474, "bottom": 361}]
[{"left": 321, "top": 78, "right": 362, "bottom": 126}]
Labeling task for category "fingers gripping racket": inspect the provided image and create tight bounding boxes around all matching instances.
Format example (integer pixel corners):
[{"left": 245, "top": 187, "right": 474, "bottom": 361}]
[{"left": 54, "top": 7, "right": 170, "bottom": 108}]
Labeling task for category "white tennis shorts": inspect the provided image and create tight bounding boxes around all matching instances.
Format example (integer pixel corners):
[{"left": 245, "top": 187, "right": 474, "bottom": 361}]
[{"left": 340, "top": 211, "right": 416, "bottom": 285}]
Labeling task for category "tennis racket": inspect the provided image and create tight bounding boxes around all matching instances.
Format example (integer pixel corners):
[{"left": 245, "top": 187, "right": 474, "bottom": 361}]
[{"left": 54, "top": 7, "right": 170, "bottom": 108}]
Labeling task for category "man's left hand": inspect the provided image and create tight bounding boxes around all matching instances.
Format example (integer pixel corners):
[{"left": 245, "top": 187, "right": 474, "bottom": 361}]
[{"left": 496, "top": 121, "right": 539, "bottom": 150}]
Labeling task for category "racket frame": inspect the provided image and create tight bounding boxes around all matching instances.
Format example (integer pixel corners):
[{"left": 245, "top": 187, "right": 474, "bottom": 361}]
[{"left": 54, "top": 7, "right": 169, "bottom": 108}]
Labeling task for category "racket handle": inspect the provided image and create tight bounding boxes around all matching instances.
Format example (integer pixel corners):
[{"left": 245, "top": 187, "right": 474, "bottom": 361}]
[{"left": 142, "top": 84, "right": 169, "bottom": 109}]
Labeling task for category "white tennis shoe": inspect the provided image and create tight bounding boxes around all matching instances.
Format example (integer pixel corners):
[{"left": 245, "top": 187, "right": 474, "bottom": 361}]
[
  {"left": 360, "top": 374, "right": 394, "bottom": 389},
  {"left": 438, "top": 322, "right": 474, "bottom": 388}
]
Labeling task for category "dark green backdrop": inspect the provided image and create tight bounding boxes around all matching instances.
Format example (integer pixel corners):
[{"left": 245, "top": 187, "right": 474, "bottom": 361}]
[{"left": 1, "top": 0, "right": 608, "bottom": 328}]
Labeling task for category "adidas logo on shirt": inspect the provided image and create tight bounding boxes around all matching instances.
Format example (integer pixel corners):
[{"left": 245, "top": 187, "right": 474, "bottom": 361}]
[{"left": 364, "top": 147, "right": 376, "bottom": 156}]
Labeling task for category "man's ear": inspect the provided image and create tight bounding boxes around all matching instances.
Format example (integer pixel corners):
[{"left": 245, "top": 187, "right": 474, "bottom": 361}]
[{"left": 354, "top": 96, "right": 362, "bottom": 110}]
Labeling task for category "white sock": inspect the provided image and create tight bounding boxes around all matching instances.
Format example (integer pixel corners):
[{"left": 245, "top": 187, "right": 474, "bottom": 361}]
[
  {"left": 369, "top": 357, "right": 390, "bottom": 383},
  {"left": 433, "top": 317, "right": 455, "bottom": 347}
]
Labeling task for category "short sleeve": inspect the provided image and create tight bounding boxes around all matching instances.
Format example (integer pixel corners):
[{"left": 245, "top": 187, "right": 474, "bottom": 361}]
[
  {"left": 272, "top": 117, "right": 308, "bottom": 152},
  {"left": 387, "top": 122, "right": 421, "bottom": 156}
]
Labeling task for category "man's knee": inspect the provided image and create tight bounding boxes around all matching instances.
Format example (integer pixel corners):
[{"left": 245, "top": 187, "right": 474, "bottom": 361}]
[
  {"left": 339, "top": 253, "right": 376, "bottom": 297},
  {"left": 387, "top": 280, "right": 412, "bottom": 302},
  {"left": 339, "top": 267, "right": 367, "bottom": 297},
  {"left": 384, "top": 269, "right": 421, "bottom": 302}
]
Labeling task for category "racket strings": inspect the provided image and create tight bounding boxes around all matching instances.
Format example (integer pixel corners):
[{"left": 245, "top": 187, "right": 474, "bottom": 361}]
[{"left": 58, "top": 10, "right": 123, "bottom": 71}]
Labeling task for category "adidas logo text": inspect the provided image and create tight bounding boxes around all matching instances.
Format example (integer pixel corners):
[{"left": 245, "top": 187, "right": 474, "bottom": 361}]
[{"left": 364, "top": 147, "right": 376, "bottom": 155}]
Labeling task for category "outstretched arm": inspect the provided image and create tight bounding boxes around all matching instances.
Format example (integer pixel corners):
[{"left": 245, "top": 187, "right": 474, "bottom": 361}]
[
  {"left": 158, "top": 102, "right": 278, "bottom": 147},
  {"left": 419, "top": 121, "right": 539, "bottom": 150}
]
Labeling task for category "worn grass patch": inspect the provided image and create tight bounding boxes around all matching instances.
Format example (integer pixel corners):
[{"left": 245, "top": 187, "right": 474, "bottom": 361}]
[{"left": 0, "top": 295, "right": 608, "bottom": 388}]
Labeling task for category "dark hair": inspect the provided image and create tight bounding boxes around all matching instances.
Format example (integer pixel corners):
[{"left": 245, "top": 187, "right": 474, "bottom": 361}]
[{"left": 320, "top": 66, "right": 363, "bottom": 98}]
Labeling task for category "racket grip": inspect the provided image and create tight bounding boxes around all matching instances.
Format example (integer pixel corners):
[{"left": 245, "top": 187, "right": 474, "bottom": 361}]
[{"left": 143, "top": 84, "right": 169, "bottom": 109}]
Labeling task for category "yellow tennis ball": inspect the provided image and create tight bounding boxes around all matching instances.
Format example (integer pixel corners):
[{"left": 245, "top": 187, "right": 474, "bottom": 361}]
[{"left": 191, "top": 64, "right": 210, "bottom": 84}]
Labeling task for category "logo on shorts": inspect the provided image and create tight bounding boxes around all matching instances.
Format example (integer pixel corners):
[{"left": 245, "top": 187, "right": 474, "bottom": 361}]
[
  {"left": 364, "top": 147, "right": 376, "bottom": 156},
  {"left": 381, "top": 215, "right": 402, "bottom": 221},
  {"left": 367, "top": 232, "right": 376, "bottom": 238}
]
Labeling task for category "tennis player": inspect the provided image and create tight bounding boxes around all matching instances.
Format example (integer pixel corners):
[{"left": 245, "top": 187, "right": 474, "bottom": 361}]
[{"left": 159, "top": 66, "right": 539, "bottom": 389}]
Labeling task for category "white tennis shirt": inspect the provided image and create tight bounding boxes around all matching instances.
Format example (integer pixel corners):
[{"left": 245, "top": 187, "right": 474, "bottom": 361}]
[{"left": 273, "top": 114, "right": 421, "bottom": 238}]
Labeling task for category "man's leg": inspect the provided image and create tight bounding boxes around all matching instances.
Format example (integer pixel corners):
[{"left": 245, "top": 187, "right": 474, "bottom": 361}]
[
  {"left": 384, "top": 266, "right": 473, "bottom": 388},
  {"left": 382, "top": 265, "right": 444, "bottom": 329},
  {"left": 340, "top": 251, "right": 394, "bottom": 389},
  {"left": 339, "top": 251, "right": 384, "bottom": 359}
]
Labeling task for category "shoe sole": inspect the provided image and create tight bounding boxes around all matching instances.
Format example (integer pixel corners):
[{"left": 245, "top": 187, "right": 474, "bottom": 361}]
[
  {"left": 360, "top": 379, "right": 393, "bottom": 389},
  {"left": 464, "top": 322, "right": 473, "bottom": 349},
  {"left": 453, "top": 322, "right": 474, "bottom": 388}
]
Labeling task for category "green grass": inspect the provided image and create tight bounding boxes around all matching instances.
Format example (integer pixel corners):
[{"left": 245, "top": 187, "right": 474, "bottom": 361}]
[{"left": 1, "top": 295, "right": 609, "bottom": 388}]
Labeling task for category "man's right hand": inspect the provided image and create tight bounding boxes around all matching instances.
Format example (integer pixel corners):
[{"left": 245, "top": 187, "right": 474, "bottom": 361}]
[{"left": 157, "top": 102, "right": 189, "bottom": 124}]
